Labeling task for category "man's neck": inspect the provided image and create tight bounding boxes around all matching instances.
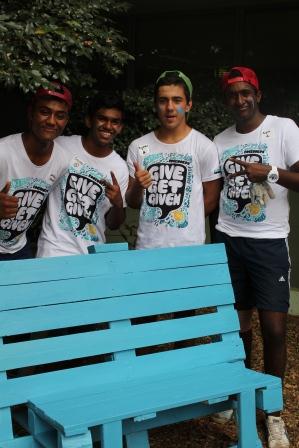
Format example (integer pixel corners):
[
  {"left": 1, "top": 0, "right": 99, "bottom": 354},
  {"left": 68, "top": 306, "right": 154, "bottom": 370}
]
[
  {"left": 82, "top": 136, "right": 113, "bottom": 158},
  {"left": 155, "top": 124, "right": 192, "bottom": 144},
  {"left": 22, "top": 133, "right": 53, "bottom": 166},
  {"left": 236, "top": 112, "right": 266, "bottom": 134}
]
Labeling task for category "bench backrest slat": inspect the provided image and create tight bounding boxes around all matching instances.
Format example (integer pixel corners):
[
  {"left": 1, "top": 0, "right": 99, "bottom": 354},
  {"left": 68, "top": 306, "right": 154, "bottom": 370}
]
[
  {"left": 0, "top": 263, "right": 230, "bottom": 311},
  {"left": 0, "top": 284, "right": 233, "bottom": 336},
  {"left": 0, "top": 306, "right": 239, "bottom": 371},
  {"left": 0, "top": 243, "right": 227, "bottom": 286}
]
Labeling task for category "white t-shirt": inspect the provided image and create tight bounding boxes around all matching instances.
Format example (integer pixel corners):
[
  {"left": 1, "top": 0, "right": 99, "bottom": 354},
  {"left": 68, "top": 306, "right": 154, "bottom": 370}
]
[
  {"left": 37, "top": 135, "right": 129, "bottom": 257},
  {"left": 127, "top": 129, "right": 221, "bottom": 249},
  {"left": 214, "top": 115, "right": 299, "bottom": 238},
  {"left": 0, "top": 133, "right": 69, "bottom": 254}
]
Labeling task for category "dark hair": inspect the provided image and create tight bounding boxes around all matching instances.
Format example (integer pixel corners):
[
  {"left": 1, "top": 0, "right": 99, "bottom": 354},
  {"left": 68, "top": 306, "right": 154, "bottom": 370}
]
[
  {"left": 154, "top": 72, "right": 191, "bottom": 103},
  {"left": 87, "top": 92, "right": 125, "bottom": 119}
]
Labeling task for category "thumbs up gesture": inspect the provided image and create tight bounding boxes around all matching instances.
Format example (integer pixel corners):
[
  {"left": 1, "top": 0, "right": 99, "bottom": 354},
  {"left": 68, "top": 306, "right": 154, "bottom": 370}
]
[
  {"left": 133, "top": 162, "right": 152, "bottom": 189},
  {"left": 0, "top": 182, "right": 19, "bottom": 219}
]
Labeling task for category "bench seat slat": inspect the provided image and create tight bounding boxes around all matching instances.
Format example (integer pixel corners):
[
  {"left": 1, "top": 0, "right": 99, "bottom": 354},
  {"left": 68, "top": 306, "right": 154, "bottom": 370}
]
[
  {"left": 0, "top": 264, "right": 231, "bottom": 311},
  {"left": 0, "top": 308, "right": 240, "bottom": 370},
  {"left": 29, "top": 363, "right": 281, "bottom": 437},
  {"left": 0, "top": 244, "right": 227, "bottom": 286},
  {"left": 0, "top": 284, "right": 234, "bottom": 336},
  {"left": 0, "top": 341, "right": 245, "bottom": 407}
]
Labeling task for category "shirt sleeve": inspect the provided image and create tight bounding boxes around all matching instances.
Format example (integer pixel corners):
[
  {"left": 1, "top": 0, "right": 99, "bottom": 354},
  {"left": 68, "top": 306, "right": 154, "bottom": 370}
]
[
  {"left": 0, "top": 151, "right": 8, "bottom": 191},
  {"left": 200, "top": 141, "right": 222, "bottom": 182},
  {"left": 283, "top": 119, "right": 299, "bottom": 168},
  {"left": 126, "top": 141, "right": 139, "bottom": 178},
  {"left": 113, "top": 158, "right": 129, "bottom": 207}
]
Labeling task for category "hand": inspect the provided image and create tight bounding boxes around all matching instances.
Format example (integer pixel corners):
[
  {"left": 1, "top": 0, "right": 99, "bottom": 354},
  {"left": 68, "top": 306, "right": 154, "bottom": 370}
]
[
  {"left": 0, "top": 182, "right": 18, "bottom": 219},
  {"left": 228, "top": 157, "right": 271, "bottom": 183},
  {"left": 102, "top": 172, "right": 123, "bottom": 209},
  {"left": 133, "top": 162, "right": 152, "bottom": 189}
]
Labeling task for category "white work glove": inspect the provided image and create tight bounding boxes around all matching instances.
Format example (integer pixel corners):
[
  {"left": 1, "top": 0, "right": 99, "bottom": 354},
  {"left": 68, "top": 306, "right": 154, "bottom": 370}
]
[{"left": 250, "top": 181, "right": 275, "bottom": 206}]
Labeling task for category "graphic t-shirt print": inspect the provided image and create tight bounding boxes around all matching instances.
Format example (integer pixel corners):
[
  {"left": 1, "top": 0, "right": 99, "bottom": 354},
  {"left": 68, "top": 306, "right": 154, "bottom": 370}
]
[
  {"left": 0, "top": 177, "right": 49, "bottom": 247},
  {"left": 221, "top": 143, "right": 269, "bottom": 222},
  {"left": 59, "top": 158, "right": 106, "bottom": 241},
  {"left": 141, "top": 152, "right": 193, "bottom": 228}
]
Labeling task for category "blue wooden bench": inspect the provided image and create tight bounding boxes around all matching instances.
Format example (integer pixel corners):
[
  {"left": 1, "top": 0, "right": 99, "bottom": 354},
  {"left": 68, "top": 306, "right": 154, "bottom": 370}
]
[{"left": 0, "top": 243, "right": 283, "bottom": 448}]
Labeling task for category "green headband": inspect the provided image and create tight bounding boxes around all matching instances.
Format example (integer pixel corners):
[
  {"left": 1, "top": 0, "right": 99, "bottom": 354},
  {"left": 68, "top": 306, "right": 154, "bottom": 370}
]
[{"left": 155, "top": 70, "right": 193, "bottom": 99}]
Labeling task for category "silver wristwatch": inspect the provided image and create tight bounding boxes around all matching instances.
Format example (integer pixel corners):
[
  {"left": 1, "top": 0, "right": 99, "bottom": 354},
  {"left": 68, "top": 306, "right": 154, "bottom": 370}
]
[{"left": 267, "top": 165, "right": 279, "bottom": 183}]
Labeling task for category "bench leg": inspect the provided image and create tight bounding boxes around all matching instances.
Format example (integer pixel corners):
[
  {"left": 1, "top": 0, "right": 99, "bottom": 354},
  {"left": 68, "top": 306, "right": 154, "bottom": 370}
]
[
  {"left": 126, "top": 430, "right": 150, "bottom": 448},
  {"left": 235, "top": 390, "right": 262, "bottom": 448},
  {"left": 100, "top": 421, "right": 123, "bottom": 448},
  {"left": 58, "top": 432, "right": 93, "bottom": 448},
  {"left": 29, "top": 407, "right": 93, "bottom": 448},
  {"left": 28, "top": 408, "right": 56, "bottom": 447}
]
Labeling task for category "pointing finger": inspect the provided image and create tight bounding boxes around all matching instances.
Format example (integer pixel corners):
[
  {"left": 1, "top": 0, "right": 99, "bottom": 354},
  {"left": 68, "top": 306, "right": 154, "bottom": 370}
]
[
  {"left": 110, "top": 171, "right": 119, "bottom": 186},
  {"left": 229, "top": 157, "right": 249, "bottom": 167},
  {"left": 228, "top": 171, "right": 247, "bottom": 179}
]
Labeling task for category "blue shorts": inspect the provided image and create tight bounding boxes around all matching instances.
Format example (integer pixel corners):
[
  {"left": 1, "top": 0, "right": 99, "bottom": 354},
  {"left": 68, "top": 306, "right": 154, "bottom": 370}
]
[
  {"left": 214, "top": 230, "right": 291, "bottom": 313},
  {"left": 0, "top": 242, "right": 33, "bottom": 261}
]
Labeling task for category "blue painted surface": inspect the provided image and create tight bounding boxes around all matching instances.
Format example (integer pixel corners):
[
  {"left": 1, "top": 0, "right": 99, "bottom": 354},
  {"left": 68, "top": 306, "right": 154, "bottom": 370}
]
[{"left": 0, "top": 243, "right": 283, "bottom": 448}]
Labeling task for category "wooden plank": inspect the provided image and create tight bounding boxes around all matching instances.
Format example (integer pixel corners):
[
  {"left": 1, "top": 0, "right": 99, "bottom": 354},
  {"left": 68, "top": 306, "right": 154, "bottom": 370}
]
[
  {"left": 0, "top": 307, "right": 240, "bottom": 370},
  {"left": 0, "top": 436, "right": 38, "bottom": 448},
  {"left": 28, "top": 364, "right": 281, "bottom": 436},
  {"left": 0, "top": 342, "right": 245, "bottom": 407},
  {"left": 88, "top": 242, "right": 128, "bottom": 253},
  {"left": 0, "top": 263, "right": 231, "bottom": 311},
  {"left": 0, "top": 244, "right": 227, "bottom": 286},
  {"left": 0, "top": 284, "right": 234, "bottom": 336},
  {"left": 0, "top": 339, "right": 13, "bottom": 441}
]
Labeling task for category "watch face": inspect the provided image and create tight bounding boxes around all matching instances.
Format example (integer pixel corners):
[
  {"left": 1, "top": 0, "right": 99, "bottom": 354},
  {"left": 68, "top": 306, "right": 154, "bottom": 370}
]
[{"left": 268, "top": 171, "right": 279, "bottom": 183}]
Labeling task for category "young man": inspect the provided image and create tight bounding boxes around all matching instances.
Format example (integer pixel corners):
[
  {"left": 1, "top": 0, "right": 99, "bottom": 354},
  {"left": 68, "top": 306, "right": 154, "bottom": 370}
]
[
  {"left": 37, "top": 92, "right": 128, "bottom": 257},
  {"left": 0, "top": 83, "right": 72, "bottom": 260},
  {"left": 126, "top": 70, "right": 221, "bottom": 249},
  {"left": 214, "top": 66, "right": 299, "bottom": 448}
]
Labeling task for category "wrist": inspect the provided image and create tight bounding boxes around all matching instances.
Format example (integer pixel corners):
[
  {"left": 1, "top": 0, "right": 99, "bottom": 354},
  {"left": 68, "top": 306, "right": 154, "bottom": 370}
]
[
  {"left": 111, "top": 200, "right": 124, "bottom": 210},
  {"left": 267, "top": 165, "right": 279, "bottom": 183}
]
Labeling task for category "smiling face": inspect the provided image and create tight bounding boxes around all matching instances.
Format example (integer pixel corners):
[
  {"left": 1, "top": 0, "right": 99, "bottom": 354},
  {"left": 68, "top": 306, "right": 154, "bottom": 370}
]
[
  {"left": 85, "top": 107, "right": 123, "bottom": 151},
  {"left": 155, "top": 84, "right": 192, "bottom": 132},
  {"left": 225, "top": 81, "right": 261, "bottom": 125},
  {"left": 29, "top": 98, "right": 69, "bottom": 143}
]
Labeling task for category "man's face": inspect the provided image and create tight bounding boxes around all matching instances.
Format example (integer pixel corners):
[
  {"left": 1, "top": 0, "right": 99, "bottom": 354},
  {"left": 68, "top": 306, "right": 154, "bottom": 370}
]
[
  {"left": 225, "top": 81, "right": 261, "bottom": 123},
  {"left": 29, "top": 98, "right": 69, "bottom": 142},
  {"left": 155, "top": 84, "right": 192, "bottom": 131},
  {"left": 86, "top": 107, "right": 123, "bottom": 147}
]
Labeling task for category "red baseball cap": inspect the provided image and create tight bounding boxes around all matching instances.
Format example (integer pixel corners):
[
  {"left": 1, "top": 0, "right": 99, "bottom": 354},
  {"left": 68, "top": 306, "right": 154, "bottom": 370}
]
[
  {"left": 34, "top": 81, "right": 73, "bottom": 109},
  {"left": 222, "top": 66, "right": 259, "bottom": 91}
]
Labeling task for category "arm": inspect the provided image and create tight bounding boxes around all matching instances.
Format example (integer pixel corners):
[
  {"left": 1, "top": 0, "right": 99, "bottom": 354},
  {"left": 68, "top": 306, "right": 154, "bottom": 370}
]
[
  {"left": 125, "top": 163, "right": 152, "bottom": 209},
  {"left": 104, "top": 172, "right": 126, "bottom": 230},
  {"left": 0, "top": 181, "right": 19, "bottom": 218},
  {"left": 203, "top": 178, "right": 222, "bottom": 217},
  {"left": 229, "top": 158, "right": 299, "bottom": 192}
]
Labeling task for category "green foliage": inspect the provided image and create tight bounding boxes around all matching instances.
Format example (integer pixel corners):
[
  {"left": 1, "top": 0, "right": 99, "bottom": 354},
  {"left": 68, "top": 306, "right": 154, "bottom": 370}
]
[
  {"left": 114, "top": 86, "right": 232, "bottom": 158},
  {"left": 0, "top": 0, "right": 133, "bottom": 92}
]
